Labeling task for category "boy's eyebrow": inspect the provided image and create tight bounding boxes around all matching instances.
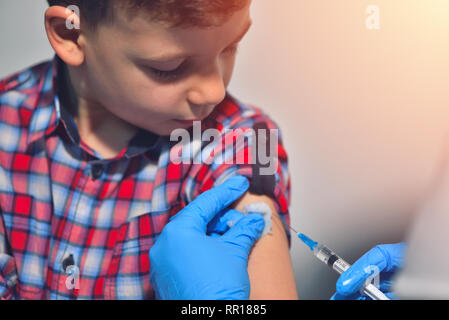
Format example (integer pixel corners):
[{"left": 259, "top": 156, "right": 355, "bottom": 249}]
[{"left": 145, "top": 20, "right": 253, "bottom": 63}]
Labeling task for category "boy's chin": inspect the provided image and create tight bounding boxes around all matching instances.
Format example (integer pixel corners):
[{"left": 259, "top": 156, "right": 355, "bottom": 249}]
[{"left": 141, "top": 119, "right": 195, "bottom": 136}]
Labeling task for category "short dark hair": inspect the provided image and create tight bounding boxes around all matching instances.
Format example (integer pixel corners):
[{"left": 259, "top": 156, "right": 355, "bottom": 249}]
[{"left": 47, "top": 0, "right": 247, "bottom": 30}]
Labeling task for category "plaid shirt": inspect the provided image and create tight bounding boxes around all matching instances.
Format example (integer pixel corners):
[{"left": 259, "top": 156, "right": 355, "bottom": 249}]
[{"left": 0, "top": 57, "right": 291, "bottom": 300}]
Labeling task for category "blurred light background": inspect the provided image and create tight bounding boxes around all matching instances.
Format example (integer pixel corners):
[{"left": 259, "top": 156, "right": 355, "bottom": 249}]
[{"left": 1, "top": 0, "right": 449, "bottom": 299}]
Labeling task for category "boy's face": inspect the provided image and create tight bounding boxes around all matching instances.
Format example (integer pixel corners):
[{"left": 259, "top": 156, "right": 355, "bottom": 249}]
[{"left": 77, "top": 1, "right": 252, "bottom": 136}]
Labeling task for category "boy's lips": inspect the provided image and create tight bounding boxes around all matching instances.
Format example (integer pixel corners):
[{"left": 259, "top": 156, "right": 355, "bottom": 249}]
[
  {"left": 173, "top": 115, "right": 209, "bottom": 125},
  {"left": 173, "top": 107, "right": 216, "bottom": 125}
]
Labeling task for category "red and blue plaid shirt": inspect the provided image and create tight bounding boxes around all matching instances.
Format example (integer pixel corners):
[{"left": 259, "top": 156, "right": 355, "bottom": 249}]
[{"left": 0, "top": 57, "right": 291, "bottom": 300}]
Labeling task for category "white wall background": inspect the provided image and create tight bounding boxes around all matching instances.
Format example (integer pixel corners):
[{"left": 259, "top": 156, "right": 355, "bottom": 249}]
[{"left": 1, "top": 1, "right": 449, "bottom": 299}]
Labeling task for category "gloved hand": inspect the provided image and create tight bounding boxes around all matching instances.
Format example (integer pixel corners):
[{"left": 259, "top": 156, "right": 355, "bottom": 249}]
[
  {"left": 149, "top": 176, "right": 265, "bottom": 300},
  {"left": 331, "top": 242, "right": 407, "bottom": 300}
]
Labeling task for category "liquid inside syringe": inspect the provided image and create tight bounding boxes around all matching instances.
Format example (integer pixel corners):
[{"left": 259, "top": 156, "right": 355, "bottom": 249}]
[{"left": 295, "top": 230, "right": 351, "bottom": 274}]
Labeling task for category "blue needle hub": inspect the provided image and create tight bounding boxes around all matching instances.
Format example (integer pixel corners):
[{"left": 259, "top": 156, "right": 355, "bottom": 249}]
[{"left": 298, "top": 233, "right": 318, "bottom": 251}]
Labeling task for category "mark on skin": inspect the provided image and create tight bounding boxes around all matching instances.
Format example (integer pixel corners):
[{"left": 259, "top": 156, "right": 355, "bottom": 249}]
[{"left": 242, "top": 202, "right": 273, "bottom": 237}]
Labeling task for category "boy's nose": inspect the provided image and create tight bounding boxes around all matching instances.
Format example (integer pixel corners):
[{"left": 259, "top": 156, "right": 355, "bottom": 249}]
[{"left": 187, "top": 71, "right": 226, "bottom": 109}]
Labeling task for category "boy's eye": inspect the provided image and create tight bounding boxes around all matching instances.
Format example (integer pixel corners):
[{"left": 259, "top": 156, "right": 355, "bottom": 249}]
[
  {"left": 143, "top": 45, "right": 239, "bottom": 82},
  {"left": 146, "top": 64, "right": 185, "bottom": 82}
]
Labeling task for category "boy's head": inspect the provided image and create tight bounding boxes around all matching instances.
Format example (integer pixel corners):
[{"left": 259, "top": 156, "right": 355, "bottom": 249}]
[{"left": 45, "top": 0, "right": 252, "bottom": 135}]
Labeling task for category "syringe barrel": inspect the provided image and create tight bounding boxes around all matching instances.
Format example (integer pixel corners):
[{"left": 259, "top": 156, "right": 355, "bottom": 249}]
[
  {"left": 314, "top": 244, "right": 351, "bottom": 274},
  {"left": 313, "top": 243, "right": 390, "bottom": 300}
]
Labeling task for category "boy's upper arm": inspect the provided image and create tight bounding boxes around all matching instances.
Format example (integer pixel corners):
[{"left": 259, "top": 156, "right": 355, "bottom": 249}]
[
  {"left": 233, "top": 192, "right": 298, "bottom": 300},
  {"left": 179, "top": 98, "right": 296, "bottom": 298}
]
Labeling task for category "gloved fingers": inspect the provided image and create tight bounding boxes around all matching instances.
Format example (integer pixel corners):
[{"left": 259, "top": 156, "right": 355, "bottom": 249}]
[
  {"left": 332, "top": 284, "right": 397, "bottom": 300},
  {"left": 385, "top": 292, "right": 397, "bottom": 300},
  {"left": 332, "top": 291, "right": 394, "bottom": 300},
  {"left": 221, "top": 213, "right": 265, "bottom": 254},
  {"left": 209, "top": 233, "right": 221, "bottom": 238},
  {"left": 207, "top": 209, "right": 245, "bottom": 235},
  {"left": 330, "top": 292, "right": 367, "bottom": 300},
  {"left": 330, "top": 292, "right": 346, "bottom": 300},
  {"left": 336, "top": 247, "right": 389, "bottom": 296},
  {"left": 206, "top": 208, "right": 227, "bottom": 234},
  {"left": 374, "top": 243, "right": 407, "bottom": 272},
  {"left": 356, "top": 272, "right": 396, "bottom": 293},
  {"left": 378, "top": 272, "right": 397, "bottom": 292},
  {"left": 171, "top": 176, "right": 250, "bottom": 230},
  {"left": 336, "top": 242, "right": 406, "bottom": 297}
]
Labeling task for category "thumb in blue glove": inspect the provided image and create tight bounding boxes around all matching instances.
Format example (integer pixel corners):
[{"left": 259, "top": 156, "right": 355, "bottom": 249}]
[
  {"left": 331, "top": 242, "right": 407, "bottom": 300},
  {"left": 149, "top": 175, "right": 266, "bottom": 300}
]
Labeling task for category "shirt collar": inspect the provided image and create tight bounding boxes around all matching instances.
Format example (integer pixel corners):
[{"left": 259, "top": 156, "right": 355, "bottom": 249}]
[{"left": 26, "top": 56, "right": 162, "bottom": 158}]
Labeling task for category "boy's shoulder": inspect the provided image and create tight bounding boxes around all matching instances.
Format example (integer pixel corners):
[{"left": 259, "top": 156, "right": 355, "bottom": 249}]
[
  {"left": 0, "top": 60, "right": 55, "bottom": 152},
  {"left": 212, "top": 94, "right": 282, "bottom": 133},
  {"left": 0, "top": 60, "right": 53, "bottom": 96},
  {"left": 0, "top": 59, "right": 54, "bottom": 118}
]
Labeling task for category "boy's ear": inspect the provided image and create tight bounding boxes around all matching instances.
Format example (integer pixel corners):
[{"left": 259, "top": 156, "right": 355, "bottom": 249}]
[{"left": 45, "top": 6, "right": 85, "bottom": 66}]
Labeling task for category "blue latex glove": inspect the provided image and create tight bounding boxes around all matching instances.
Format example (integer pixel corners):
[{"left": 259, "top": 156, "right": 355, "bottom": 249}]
[
  {"left": 149, "top": 176, "right": 265, "bottom": 300},
  {"left": 331, "top": 242, "right": 407, "bottom": 300}
]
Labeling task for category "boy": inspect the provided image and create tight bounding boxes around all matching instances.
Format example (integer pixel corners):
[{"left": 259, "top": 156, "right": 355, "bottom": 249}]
[{"left": 0, "top": 0, "right": 297, "bottom": 299}]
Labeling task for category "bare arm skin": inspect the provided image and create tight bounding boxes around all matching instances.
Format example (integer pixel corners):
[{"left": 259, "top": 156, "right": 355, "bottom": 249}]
[{"left": 233, "top": 192, "right": 299, "bottom": 300}]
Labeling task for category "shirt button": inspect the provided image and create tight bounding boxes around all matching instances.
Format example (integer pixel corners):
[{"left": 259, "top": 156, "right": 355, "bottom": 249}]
[
  {"left": 62, "top": 254, "right": 75, "bottom": 273},
  {"left": 91, "top": 164, "right": 104, "bottom": 180}
]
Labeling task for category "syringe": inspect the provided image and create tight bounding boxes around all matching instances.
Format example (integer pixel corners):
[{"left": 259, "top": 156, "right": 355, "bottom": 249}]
[{"left": 290, "top": 227, "right": 390, "bottom": 300}]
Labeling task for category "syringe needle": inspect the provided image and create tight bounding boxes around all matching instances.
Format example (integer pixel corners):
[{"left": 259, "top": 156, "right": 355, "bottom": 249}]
[
  {"left": 295, "top": 231, "right": 390, "bottom": 300},
  {"left": 289, "top": 225, "right": 298, "bottom": 234}
]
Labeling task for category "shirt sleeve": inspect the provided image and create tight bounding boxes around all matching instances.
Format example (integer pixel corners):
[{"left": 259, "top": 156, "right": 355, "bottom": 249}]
[
  {"left": 0, "top": 208, "right": 18, "bottom": 300},
  {"left": 178, "top": 102, "right": 292, "bottom": 244}
]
